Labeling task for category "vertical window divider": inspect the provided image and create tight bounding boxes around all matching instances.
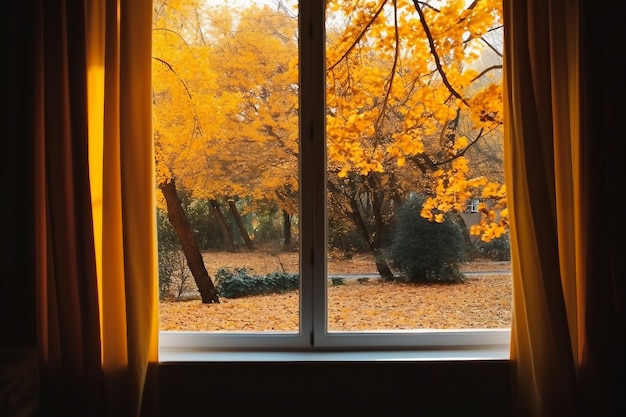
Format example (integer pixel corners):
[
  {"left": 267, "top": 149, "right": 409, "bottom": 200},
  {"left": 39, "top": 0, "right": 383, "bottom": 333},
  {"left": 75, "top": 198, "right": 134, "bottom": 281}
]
[{"left": 299, "top": 0, "right": 326, "bottom": 347}]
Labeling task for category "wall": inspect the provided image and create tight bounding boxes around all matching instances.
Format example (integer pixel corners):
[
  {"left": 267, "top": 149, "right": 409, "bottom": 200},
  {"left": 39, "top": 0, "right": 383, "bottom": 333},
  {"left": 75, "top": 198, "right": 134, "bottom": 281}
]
[{"left": 156, "top": 360, "right": 512, "bottom": 417}]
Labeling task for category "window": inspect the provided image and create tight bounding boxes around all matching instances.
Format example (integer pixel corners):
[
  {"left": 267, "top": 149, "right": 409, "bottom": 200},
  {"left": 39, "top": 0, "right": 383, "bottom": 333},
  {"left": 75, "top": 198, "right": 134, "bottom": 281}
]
[
  {"left": 155, "top": 0, "right": 510, "bottom": 358},
  {"left": 467, "top": 199, "right": 480, "bottom": 213}
]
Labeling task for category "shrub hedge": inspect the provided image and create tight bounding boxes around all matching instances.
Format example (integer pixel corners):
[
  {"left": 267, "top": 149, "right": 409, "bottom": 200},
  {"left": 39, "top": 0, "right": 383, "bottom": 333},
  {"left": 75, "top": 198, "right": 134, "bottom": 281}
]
[{"left": 214, "top": 267, "right": 299, "bottom": 298}]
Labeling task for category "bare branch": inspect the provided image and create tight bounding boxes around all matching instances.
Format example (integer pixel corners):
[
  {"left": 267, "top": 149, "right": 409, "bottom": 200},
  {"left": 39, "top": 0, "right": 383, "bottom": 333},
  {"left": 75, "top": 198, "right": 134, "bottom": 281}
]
[
  {"left": 410, "top": 123, "right": 502, "bottom": 172},
  {"left": 263, "top": 125, "right": 298, "bottom": 158},
  {"left": 446, "top": 127, "right": 485, "bottom": 161},
  {"left": 480, "top": 35, "right": 503, "bottom": 58},
  {"left": 435, "top": 126, "right": 498, "bottom": 168},
  {"left": 194, "top": 9, "right": 207, "bottom": 46},
  {"left": 415, "top": 1, "right": 440, "bottom": 12}
]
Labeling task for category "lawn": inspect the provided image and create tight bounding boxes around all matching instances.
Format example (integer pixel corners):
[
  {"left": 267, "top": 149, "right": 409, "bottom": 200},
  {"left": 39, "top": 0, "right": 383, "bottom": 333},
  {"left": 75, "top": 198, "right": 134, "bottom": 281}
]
[{"left": 159, "top": 250, "right": 512, "bottom": 331}]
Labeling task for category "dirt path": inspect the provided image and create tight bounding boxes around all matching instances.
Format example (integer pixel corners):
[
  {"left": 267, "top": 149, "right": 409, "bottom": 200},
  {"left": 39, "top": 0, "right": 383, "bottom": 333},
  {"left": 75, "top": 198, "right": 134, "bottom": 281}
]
[{"left": 199, "top": 249, "right": 510, "bottom": 276}]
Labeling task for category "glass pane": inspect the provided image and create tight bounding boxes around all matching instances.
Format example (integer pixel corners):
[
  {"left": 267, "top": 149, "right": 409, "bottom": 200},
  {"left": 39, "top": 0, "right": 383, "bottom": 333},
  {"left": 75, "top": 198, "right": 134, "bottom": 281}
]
[
  {"left": 325, "top": 0, "right": 510, "bottom": 332},
  {"left": 153, "top": 0, "right": 300, "bottom": 332}
]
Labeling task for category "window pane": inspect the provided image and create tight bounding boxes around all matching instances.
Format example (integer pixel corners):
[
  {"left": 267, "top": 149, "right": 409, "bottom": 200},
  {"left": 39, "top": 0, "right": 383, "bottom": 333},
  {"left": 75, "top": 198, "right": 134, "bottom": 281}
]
[
  {"left": 325, "top": 0, "right": 509, "bottom": 332},
  {"left": 153, "top": 1, "right": 300, "bottom": 333}
]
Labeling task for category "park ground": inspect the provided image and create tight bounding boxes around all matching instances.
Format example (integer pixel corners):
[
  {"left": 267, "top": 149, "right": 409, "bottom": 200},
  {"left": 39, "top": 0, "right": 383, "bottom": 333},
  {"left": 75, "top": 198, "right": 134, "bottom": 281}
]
[{"left": 159, "top": 249, "right": 512, "bottom": 331}]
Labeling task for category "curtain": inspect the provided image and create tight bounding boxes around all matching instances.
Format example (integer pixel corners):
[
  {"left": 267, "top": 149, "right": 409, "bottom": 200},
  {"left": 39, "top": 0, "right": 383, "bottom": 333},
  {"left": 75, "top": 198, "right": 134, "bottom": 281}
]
[
  {"left": 85, "top": 0, "right": 159, "bottom": 415},
  {"left": 504, "top": 0, "right": 624, "bottom": 416},
  {"left": 5, "top": 0, "right": 157, "bottom": 415}
]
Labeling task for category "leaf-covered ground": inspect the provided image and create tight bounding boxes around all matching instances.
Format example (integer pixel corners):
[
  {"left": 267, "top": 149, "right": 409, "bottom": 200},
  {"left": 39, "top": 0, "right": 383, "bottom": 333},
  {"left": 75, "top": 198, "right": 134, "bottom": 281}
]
[{"left": 159, "top": 250, "right": 512, "bottom": 331}]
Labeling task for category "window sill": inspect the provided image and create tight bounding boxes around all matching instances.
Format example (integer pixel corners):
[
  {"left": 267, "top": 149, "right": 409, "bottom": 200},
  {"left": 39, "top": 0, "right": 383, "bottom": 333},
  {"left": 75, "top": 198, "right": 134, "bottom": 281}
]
[{"left": 159, "top": 345, "right": 509, "bottom": 362}]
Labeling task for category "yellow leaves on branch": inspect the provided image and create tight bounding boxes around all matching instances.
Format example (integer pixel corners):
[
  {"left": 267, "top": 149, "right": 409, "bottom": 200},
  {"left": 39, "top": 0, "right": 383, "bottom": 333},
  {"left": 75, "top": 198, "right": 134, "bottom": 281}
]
[
  {"left": 453, "top": 135, "right": 468, "bottom": 150},
  {"left": 386, "top": 132, "right": 425, "bottom": 167},
  {"left": 471, "top": 182, "right": 508, "bottom": 241},
  {"left": 326, "top": 0, "right": 506, "bottom": 241},
  {"left": 153, "top": 2, "right": 301, "bottom": 209},
  {"left": 419, "top": 155, "right": 508, "bottom": 241}
]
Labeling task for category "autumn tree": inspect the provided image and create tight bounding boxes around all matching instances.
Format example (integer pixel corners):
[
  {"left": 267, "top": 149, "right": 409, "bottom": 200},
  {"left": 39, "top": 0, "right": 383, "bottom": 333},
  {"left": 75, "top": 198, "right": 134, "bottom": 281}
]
[
  {"left": 153, "top": 0, "right": 226, "bottom": 303},
  {"left": 198, "top": 3, "right": 300, "bottom": 247},
  {"left": 325, "top": 0, "right": 505, "bottom": 278},
  {"left": 153, "top": 0, "right": 300, "bottom": 301}
]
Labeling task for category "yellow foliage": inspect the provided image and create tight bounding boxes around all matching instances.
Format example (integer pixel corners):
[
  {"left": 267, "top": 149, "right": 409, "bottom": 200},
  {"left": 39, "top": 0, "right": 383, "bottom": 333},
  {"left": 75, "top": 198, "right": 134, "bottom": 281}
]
[
  {"left": 153, "top": 1, "right": 300, "bottom": 211},
  {"left": 454, "top": 136, "right": 468, "bottom": 150},
  {"left": 153, "top": 0, "right": 506, "bottom": 242}
]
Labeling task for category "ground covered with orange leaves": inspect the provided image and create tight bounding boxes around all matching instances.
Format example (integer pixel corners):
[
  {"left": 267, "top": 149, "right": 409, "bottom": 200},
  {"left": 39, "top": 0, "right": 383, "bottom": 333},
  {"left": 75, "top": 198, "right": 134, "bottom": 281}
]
[{"left": 159, "top": 250, "right": 512, "bottom": 332}]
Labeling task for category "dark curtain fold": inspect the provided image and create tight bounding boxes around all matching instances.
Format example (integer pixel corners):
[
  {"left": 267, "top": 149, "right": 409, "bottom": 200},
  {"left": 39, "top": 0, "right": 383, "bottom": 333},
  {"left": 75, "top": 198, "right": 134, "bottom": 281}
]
[
  {"left": 578, "top": 1, "right": 625, "bottom": 415},
  {"left": 39, "top": 0, "right": 105, "bottom": 414},
  {"left": 3, "top": 0, "right": 157, "bottom": 416},
  {"left": 505, "top": 0, "right": 625, "bottom": 416}
]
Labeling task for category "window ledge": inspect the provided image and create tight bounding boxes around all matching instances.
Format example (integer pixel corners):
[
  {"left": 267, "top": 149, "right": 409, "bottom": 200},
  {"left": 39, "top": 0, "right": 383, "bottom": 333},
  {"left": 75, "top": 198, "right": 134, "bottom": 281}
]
[{"left": 159, "top": 346, "right": 509, "bottom": 362}]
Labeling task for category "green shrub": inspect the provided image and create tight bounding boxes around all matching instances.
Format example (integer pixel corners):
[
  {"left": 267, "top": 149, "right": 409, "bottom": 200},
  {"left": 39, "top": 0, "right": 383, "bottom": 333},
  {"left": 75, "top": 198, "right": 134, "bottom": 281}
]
[
  {"left": 157, "top": 209, "right": 178, "bottom": 299},
  {"left": 476, "top": 234, "right": 511, "bottom": 261},
  {"left": 330, "top": 277, "right": 346, "bottom": 286},
  {"left": 328, "top": 227, "right": 368, "bottom": 255},
  {"left": 186, "top": 199, "right": 223, "bottom": 250},
  {"left": 251, "top": 203, "right": 284, "bottom": 244},
  {"left": 214, "top": 267, "right": 299, "bottom": 298},
  {"left": 386, "top": 194, "right": 465, "bottom": 283},
  {"left": 327, "top": 197, "right": 369, "bottom": 255}
]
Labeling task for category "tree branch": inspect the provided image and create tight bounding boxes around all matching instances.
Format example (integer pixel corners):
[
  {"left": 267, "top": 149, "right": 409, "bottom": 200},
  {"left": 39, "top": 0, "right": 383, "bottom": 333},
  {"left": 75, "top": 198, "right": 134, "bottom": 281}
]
[
  {"left": 411, "top": 0, "right": 470, "bottom": 107},
  {"left": 471, "top": 64, "right": 503, "bottom": 82},
  {"left": 152, "top": 27, "right": 198, "bottom": 60},
  {"left": 327, "top": 0, "right": 389, "bottom": 72},
  {"left": 409, "top": 153, "right": 437, "bottom": 173},
  {"left": 374, "top": 0, "right": 400, "bottom": 132},
  {"left": 480, "top": 34, "right": 503, "bottom": 58},
  {"left": 153, "top": 57, "right": 193, "bottom": 99}
]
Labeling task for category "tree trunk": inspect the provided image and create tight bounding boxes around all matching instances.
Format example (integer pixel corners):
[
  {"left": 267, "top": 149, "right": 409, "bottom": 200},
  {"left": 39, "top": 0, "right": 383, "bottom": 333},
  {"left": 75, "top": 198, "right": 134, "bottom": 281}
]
[
  {"left": 282, "top": 209, "right": 292, "bottom": 246},
  {"left": 228, "top": 199, "right": 254, "bottom": 249},
  {"left": 366, "top": 173, "right": 394, "bottom": 280},
  {"left": 330, "top": 174, "right": 394, "bottom": 281},
  {"left": 210, "top": 199, "right": 235, "bottom": 252},
  {"left": 159, "top": 180, "right": 219, "bottom": 303},
  {"left": 451, "top": 213, "right": 475, "bottom": 257},
  {"left": 367, "top": 173, "right": 385, "bottom": 251},
  {"left": 373, "top": 250, "right": 394, "bottom": 280}
]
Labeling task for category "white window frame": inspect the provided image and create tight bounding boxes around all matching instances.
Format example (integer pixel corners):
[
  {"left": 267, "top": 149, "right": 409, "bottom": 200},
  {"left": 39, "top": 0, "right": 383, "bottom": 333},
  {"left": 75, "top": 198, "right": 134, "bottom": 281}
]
[
  {"left": 158, "top": 0, "right": 511, "bottom": 361},
  {"left": 467, "top": 198, "right": 480, "bottom": 213}
]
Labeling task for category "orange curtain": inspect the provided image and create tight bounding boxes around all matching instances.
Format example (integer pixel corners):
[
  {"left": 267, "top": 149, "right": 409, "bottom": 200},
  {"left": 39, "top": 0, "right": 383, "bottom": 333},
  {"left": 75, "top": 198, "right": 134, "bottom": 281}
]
[
  {"left": 504, "top": 0, "right": 624, "bottom": 416},
  {"left": 5, "top": 0, "right": 157, "bottom": 415},
  {"left": 86, "top": 0, "right": 158, "bottom": 415}
]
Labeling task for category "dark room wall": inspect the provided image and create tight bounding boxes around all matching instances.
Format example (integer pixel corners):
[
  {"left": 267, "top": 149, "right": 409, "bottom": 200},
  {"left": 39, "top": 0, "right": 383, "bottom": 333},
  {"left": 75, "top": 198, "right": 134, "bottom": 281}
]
[{"left": 156, "top": 360, "right": 512, "bottom": 417}]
